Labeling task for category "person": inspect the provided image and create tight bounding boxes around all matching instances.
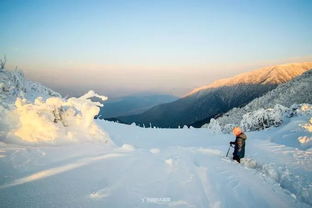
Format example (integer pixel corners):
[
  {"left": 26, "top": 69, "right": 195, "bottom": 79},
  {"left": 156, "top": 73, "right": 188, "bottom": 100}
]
[{"left": 230, "top": 127, "right": 247, "bottom": 163}]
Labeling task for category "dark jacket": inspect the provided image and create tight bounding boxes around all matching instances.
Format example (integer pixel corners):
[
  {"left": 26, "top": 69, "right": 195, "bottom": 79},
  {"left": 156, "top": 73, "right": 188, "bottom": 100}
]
[{"left": 231, "top": 133, "right": 247, "bottom": 159}]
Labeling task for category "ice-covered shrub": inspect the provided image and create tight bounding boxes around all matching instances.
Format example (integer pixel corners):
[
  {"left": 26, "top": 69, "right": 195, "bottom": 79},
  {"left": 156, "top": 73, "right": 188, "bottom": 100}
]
[
  {"left": 0, "top": 68, "right": 60, "bottom": 106},
  {"left": 0, "top": 56, "right": 6, "bottom": 70},
  {"left": 0, "top": 67, "right": 111, "bottom": 145},
  {"left": 240, "top": 104, "right": 290, "bottom": 131},
  {"left": 4, "top": 90, "right": 111, "bottom": 145},
  {"left": 202, "top": 104, "right": 312, "bottom": 133},
  {"left": 203, "top": 118, "right": 222, "bottom": 133}
]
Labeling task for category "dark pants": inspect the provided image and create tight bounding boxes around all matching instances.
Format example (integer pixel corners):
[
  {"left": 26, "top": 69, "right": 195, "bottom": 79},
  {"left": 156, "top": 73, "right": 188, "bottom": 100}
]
[
  {"left": 233, "top": 146, "right": 245, "bottom": 163},
  {"left": 233, "top": 155, "right": 240, "bottom": 163}
]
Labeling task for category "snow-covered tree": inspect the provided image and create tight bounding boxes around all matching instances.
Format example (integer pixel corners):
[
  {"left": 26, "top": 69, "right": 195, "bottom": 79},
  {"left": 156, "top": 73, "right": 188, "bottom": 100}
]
[
  {"left": 202, "top": 69, "right": 312, "bottom": 132},
  {"left": 240, "top": 104, "right": 290, "bottom": 131},
  {"left": 203, "top": 118, "right": 222, "bottom": 133},
  {"left": 0, "top": 56, "right": 6, "bottom": 70}
]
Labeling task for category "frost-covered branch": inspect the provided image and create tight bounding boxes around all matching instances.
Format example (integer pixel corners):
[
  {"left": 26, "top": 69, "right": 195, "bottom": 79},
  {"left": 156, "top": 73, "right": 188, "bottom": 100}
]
[{"left": 0, "top": 55, "right": 6, "bottom": 70}]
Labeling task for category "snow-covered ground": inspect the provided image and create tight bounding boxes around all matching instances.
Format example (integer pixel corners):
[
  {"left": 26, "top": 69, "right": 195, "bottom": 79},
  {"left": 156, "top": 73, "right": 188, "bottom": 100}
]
[
  {"left": 0, "top": 68, "right": 311, "bottom": 207},
  {"left": 0, "top": 116, "right": 311, "bottom": 208}
]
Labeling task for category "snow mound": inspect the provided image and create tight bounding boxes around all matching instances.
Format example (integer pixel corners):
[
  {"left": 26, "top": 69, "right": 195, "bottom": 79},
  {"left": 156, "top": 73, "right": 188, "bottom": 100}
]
[
  {"left": 119, "top": 144, "right": 135, "bottom": 152},
  {"left": 150, "top": 148, "right": 160, "bottom": 154},
  {"left": 2, "top": 91, "right": 110, "bottom": 144},
  {"left": 240, "top": 158, "right": 258, "bottom": 169},
  {"left": 0, "top": 68, "right": 111, "bottom": 145},
  {"left": 165, "top": 158, "right": 174, "bottom": 166}
]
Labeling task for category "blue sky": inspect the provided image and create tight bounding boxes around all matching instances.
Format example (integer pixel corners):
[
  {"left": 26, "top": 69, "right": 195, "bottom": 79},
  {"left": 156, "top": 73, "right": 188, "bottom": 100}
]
[{"left": 1, "top": 0, "right": 312, "bottom": 97}]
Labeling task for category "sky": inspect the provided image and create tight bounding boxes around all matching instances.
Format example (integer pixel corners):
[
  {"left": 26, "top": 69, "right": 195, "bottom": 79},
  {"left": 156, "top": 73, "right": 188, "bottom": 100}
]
[{"left": 0, "top": 0, "right": 312, "bottom": 98}]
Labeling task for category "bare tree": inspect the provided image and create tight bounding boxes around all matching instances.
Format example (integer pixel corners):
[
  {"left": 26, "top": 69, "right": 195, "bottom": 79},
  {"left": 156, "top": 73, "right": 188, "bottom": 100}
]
[{"left": 0, "top": 55, "right": 6, "bottom": 70}]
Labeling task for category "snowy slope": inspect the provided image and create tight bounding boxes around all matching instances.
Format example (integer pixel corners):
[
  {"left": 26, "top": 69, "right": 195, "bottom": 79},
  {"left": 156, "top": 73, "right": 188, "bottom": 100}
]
[
  {"left": 0, "top": 115, "right": 311, "bottom": 207},
  {"left": 204, "top": 69, "right": 312, "bottom": 132},
  {"left": 0, "top": 67, "right": 312, "bottom": 207}
]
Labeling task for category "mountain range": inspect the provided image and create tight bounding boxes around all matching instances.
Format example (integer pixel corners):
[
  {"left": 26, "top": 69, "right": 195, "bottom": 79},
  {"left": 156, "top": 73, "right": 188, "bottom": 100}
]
[
  {"left": 111, "top": 62, "right": 312, "bottom": 128},
  {"left": 97, "top": 94, "right": 177, "bottom": 118}
]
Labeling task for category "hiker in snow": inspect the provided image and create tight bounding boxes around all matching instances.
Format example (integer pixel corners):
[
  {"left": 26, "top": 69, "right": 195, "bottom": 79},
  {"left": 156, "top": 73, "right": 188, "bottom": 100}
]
[{"left": 230, "top": 127, "right": 247, "bottom": 163}]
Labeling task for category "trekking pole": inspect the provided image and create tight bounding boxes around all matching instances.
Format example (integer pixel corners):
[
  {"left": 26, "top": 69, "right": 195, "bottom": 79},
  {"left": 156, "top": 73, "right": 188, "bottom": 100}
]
[{"left": 226, "top": 144, "right": 232, "bottom": 157}]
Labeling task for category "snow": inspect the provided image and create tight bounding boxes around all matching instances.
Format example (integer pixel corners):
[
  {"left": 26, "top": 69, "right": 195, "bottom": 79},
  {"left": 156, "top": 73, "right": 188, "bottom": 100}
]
[
  {"left": 205, "top": 118, "right": 222, "bottom": 133},
  {"left": 240, "top": 104, "right": 290, "bottom": 131},
  {"left": 301, "top": 118, "right": 312, "bottom": 132},
  {"left": 0, "top": 68, "right": 111, "bottom": 145},
  {"left": 298, "top": 136, "right": 312, "bottom": 145},
  {"left": 150, "top": 148, "right": 160, "bottom": 154},
  {"left": 165, "top": 158, "right": 174, "bottom": 166},
  {"left": 0, "top": 116, "right": 311, "bottom": 207},
  {"left": 2, "top": 93, "right": 111, "bottom": 145},
  {"left": 205, "top": 69, "right": 312, "bottom": 132},
  {"left": 0, "top": 67, "right": 312, "bottom": 207},
  {"left": 119, "top": 144, "right": 135, "bottom": 152},
  {"left": 0, "top": 68, "right": 60, "bottom": 105}
]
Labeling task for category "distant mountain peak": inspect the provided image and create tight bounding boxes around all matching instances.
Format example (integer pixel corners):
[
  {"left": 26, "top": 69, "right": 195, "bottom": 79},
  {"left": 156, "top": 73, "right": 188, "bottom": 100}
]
[{"left": 185, "top": 62, "right": 312, "bottom": 96}]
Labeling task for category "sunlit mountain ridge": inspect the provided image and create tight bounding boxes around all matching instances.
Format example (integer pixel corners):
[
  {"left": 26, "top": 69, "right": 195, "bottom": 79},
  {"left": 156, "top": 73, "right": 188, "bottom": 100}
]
[{"left": 113, "top": 62, "right": 312, "bottom": 128}]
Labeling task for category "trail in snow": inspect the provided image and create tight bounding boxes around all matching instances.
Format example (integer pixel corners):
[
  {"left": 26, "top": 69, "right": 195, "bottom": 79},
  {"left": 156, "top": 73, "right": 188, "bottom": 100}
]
[
  {"left": 0, "top": 153, "right": 124, "bottom": 189},
  {"left": 245, "top": 133, "right": 312, "bottom": 206}
]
